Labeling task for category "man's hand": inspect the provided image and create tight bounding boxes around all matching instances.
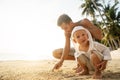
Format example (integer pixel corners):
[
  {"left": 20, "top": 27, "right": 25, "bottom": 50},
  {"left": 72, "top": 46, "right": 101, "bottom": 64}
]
[
  {"left": 52, "top": 60, "right": 63, "bottom": 71},
  {"left": 97, "top": 60, "right": 107, "bottom": 71},
  {"left": 64, "top": 31, "right": 71, "bottom": 39}
]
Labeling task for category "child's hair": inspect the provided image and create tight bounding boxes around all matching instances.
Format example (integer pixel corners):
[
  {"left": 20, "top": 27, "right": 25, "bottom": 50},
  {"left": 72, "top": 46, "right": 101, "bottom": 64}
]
[
  {"left": 71, "top": 26, "right": 94, "bottom": 52},
  {"left": 57, "top": 14, "right": 72, "bottom": 26}
]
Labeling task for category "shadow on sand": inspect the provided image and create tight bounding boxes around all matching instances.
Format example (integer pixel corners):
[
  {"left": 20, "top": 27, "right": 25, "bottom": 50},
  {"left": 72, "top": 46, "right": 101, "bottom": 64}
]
[{"left": 103, "top": 72, "right": 120, "bottom": 80}]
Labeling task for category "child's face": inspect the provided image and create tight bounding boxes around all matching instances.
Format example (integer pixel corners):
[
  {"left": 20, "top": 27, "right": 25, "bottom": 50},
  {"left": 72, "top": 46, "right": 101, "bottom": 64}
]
[{"left": 73, "top": 30, "right": 89, "bottom": 45}]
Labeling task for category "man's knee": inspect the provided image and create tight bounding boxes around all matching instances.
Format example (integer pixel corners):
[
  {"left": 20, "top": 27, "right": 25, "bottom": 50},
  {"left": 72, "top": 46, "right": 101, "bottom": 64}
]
[{"left": 52, "top": 48, "right": 63, "bottom": 59}]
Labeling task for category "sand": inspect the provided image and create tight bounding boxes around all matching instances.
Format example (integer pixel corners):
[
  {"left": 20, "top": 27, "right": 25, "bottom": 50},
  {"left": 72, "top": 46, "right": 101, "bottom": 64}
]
[{"left": 0, "top": 50, "right": 120, "bottom": 80}]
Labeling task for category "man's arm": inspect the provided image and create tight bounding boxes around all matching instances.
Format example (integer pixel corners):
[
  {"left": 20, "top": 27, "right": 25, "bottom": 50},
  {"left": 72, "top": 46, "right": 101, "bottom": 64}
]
[
  {"left": 76, "top": 18, "right": 103, "bottom": 40},
  {"left": 52, "top": 32, "right": 71, "bottom": 71},
  {"left": 60, "top": 32, "right": 71, "bottom": 62}
]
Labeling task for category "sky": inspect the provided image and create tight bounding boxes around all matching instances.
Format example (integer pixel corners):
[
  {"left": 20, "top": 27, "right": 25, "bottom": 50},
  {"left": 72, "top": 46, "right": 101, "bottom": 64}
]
[
  {"left": 0, "top": 0, "right": 119, "bottom": 60},
  {"left": 0, "top": 0, "right": 84, "bottom": 60}
]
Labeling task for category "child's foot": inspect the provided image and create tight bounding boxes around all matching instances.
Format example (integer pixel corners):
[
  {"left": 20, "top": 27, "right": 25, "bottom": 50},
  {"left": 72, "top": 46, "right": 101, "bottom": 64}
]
[
  {"left": 77, "top": 69, "right": 89, "bottom": 75},
  {"left": 92, "top": 71, "right": 102, "bottom": 79},
  {"left": 75, "top": 66, "right": 82, "bottom": 73},
  {"left": 73, "top": 66, "right": 82, "bottom": 73},
  {"left": 72, "top": 66, "right": 78, "bottom": 70}
]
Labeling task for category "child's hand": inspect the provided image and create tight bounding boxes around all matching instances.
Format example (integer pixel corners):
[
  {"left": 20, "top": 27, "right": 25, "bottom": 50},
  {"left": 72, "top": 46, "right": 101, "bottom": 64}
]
[{"left": 97, "top": 60, "right": 107, "bottom": 71}]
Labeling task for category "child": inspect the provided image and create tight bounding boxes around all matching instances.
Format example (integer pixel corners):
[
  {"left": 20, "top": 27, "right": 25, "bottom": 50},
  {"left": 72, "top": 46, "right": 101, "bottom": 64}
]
[{"left": 71, "top": 26, "right": 111, "bottom": 79}]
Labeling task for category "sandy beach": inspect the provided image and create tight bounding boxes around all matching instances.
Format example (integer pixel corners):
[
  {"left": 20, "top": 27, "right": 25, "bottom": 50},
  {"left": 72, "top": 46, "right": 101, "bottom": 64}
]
[{"left": 0, "top": 50, "right": 120, "bottom": 80}]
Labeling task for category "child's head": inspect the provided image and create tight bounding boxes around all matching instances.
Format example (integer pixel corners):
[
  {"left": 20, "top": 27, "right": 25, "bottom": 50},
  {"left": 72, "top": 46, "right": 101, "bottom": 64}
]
[
  {"left": 72, "top": 28, "right": 89, "bottom": 45},
  {"left": 71, "top": 26, "right": 94, "bottom": 50}
]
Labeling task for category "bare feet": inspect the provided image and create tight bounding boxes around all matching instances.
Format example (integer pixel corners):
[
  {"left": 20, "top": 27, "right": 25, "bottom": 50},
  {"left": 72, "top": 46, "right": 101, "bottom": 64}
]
[
  {"left": 73, "top": 66, "right": 82, "bottom": 73},
  {"left": 77, "top": 69, "right": 89, "bottom": 75},
  {"left": 92, "top": 71, "right": 102, "bottom": 79}
]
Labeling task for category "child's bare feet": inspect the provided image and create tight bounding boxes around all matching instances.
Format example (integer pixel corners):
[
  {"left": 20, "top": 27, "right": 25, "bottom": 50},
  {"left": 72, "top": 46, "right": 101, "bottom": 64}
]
[
  {"left": 75, "top": 66, "right": 82, "bottom": 73},
  {"left": 72, "top": 66, "right": 78, "bottom": 70},
  {"left": 92, "top": 71, "right": 102, "bottom": 79},
  {"left": 73, "top": 66, "right": 82, "bottom": 73},
  {"left": 77, "top": 69, "right": 89, "bottom": 75}
]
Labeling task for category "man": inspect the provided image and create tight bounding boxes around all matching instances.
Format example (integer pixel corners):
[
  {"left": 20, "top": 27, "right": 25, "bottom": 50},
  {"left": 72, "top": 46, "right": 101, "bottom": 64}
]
[{"left": 52, "top": 14, "right": 103, "bottom": 72}]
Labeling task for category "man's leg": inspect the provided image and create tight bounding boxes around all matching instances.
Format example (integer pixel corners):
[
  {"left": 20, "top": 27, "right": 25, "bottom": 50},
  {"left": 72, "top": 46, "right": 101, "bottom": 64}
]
[
  {"left": 52, "top": 48, "right": 75, "bottom": 60},
  {"left": 52, "top": 48, "right": 82, "bottom": 73}
]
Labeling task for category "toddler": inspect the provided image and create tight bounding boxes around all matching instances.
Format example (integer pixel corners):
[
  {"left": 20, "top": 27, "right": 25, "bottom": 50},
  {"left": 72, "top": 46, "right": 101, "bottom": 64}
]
[{"left": 71, "top": 26, "right": 111, "bottom": 79}]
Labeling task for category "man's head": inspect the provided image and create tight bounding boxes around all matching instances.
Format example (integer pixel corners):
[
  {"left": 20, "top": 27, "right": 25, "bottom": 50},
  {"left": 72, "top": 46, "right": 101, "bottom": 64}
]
[
  {"left": 57, "top": 14, "right": 72, "bottom": 26},
  {"left": 57, "top": 14, "right": 73, "bottom": 32}
]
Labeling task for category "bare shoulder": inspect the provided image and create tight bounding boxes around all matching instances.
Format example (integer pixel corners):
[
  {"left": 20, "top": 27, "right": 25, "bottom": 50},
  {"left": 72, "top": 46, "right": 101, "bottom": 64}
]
[
  {"left": 79, "top": 18, "right": 93, "bottom": 28},
  {"left": 82, "top": 18, "right": 89, "bottom": 21},
  {"left": 81, "top": 18, "right": 91, "bottom": 23},
  {"left": 79, "top": 18, "right": 103, "bottom": 40}
]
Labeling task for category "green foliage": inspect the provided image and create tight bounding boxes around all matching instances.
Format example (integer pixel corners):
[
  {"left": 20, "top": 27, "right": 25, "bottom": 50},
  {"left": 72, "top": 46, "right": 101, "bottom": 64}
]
[{"left": 80, "top": 0, "right": 120, "bottom": 50}]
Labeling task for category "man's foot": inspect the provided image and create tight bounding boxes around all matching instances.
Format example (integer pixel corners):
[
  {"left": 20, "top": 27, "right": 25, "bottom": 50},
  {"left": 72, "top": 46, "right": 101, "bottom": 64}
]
[{"left": 92, "top": 71, "right": 102, "bottom": 79}]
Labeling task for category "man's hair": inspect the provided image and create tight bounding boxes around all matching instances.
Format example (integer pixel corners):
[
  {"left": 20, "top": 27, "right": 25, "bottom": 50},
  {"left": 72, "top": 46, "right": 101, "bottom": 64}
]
[{"left": 57, "top": 14, "right": 72, "bottom": 26}]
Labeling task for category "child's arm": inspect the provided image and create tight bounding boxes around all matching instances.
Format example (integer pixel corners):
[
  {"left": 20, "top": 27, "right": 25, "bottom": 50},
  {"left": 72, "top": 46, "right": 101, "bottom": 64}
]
[
  {"left": 94, "top": 42, "right": 112, "bottom": 70},
  {"left": 97, "top": 60, "right": 108, "bottom": 71},
  {"left": 94, "top": 42, "right": 112, "bottom": 60}
]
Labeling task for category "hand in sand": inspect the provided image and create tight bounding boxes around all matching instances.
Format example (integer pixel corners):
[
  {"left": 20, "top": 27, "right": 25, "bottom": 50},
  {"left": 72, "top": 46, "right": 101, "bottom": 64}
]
[{"left": 52, "top": 60, "right": 63, "bottom": 71}]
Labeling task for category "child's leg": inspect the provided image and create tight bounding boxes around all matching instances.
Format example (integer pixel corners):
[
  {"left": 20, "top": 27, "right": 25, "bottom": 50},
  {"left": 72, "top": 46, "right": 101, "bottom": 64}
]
[
  {"left": 77, "top": 54, "right": 91, "bottom": 75},
  {"left": 90, "top": 52, "right": 103, "bottom": 79}
]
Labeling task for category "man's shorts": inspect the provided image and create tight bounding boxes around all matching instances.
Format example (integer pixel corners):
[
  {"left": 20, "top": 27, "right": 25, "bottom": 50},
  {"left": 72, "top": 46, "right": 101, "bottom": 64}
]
[{"left": 69, "top": 47, "right": 75, "bottom": 56}]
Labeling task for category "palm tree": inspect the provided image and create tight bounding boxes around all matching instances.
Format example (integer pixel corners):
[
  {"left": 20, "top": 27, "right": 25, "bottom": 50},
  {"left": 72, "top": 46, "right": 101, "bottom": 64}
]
[
  {"left": 101, "top": 2, "right": 120, "bottom": 50},
  {"left": 80, "top": 0, "right": 120, "bottom": 50},
  {"left": 80, "top": 0, "right": 102, "bottom": 21}
]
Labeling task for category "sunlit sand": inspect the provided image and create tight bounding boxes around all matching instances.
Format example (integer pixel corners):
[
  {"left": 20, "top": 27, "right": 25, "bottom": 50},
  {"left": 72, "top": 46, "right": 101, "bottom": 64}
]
[{"left": 0, "top": 49, "right": 120, "bottom": 80}]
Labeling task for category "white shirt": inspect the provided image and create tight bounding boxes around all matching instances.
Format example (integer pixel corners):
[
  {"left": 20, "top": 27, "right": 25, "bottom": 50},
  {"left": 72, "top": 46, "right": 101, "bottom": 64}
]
[{"left": 74, "top": 41, "right": 112, "bottom": 60}]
